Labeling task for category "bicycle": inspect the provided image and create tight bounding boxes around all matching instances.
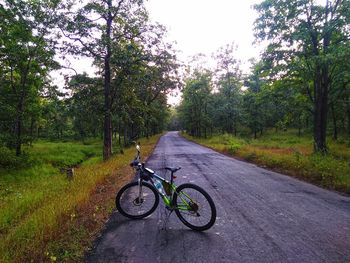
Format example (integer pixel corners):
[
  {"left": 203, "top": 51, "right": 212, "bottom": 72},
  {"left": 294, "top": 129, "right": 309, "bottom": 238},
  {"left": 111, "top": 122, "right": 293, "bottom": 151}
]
[{"left": 115, "top": 145, "right": 216, "bottom": 231}]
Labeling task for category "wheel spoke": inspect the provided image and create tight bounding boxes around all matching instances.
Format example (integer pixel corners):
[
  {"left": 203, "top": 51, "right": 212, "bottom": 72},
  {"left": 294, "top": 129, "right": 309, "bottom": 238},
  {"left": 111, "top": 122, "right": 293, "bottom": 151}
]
[
  {"left": 174, "top": 184, "right": 216, "bottom": 231},
  {"left": 116, "top": 182, "right": 159, "bottom": 219}
]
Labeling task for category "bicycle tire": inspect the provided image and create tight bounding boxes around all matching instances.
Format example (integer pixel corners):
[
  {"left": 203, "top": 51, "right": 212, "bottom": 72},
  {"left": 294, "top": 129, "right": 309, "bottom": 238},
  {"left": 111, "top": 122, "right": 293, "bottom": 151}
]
[
  {"left": 173, "top": 183, "right": 216, "bottom": 231},
  {"left": 116, "top": 181, "right": 159, "bottom": 219}
]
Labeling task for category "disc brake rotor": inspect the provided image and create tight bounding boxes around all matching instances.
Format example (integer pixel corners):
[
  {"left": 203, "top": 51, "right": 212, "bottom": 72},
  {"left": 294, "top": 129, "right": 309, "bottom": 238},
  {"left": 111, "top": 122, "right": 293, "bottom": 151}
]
[{"left": 133, "top": 197, "right": 144, "bottom": 206}]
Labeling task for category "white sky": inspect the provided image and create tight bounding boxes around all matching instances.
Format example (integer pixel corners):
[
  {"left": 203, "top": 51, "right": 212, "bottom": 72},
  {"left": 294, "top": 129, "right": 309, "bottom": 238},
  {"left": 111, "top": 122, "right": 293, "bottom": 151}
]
[
  {"left": 145, "top": 0, "right": 263, "bottom": 68},
  {"left": 52, "top": 0, "right": 264, "bottom": 104},
  {"left": 144, "top": 0, "right": 264, "bottom": 104}
]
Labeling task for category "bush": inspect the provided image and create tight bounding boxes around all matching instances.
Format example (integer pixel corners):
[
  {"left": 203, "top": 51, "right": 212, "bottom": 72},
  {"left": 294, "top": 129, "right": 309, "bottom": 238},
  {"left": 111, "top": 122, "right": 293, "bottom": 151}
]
[
  {"left": 0, "top": 147, "right": 29, "bottom": 169},
  {"left": 228, "top": 142, "right": 242, "bottom": 155}
]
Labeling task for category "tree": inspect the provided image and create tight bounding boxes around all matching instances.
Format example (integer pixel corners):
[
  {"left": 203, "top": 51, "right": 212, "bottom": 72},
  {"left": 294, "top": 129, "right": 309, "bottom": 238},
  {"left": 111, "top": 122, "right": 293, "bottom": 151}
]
[
  {"left": 0, "top": 0, "right": 59, "bottom": 155},
  {"left": 109, "top": 23, "right": 179, "bottom": 141},
  {"left": 60, "top": 0, "right": 147, "bottom": 160},
  {"left": 243, "top": 62, "right": 267, "bottom": 138},
  {"left": 213, "top": 43, "right": 242, "bottom": 135},
  {"left": 179, "top": 70, "right": 213, "bottom": 137},
  {"left": 254, "top": 0, "right": 350, "bottom": 153},
  {"left": 66, "top": 74, "right": 104, "bottom": 139}
]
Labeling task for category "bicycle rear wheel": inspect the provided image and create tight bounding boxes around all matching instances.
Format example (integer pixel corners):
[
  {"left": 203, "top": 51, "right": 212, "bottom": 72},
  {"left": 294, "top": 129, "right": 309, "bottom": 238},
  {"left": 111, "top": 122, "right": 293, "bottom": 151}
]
[
  {"left": 173, "top": 183, "right": 216, "bottom": 231},
  {"left": 116, "top": 181, "right": 159, "bottom": 219}
]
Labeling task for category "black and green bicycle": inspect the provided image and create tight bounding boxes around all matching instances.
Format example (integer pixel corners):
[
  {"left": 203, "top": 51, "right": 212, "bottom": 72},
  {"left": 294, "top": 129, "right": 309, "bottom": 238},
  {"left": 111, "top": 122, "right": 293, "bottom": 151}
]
[{"left": 115, "top": 145, "right": 216, "bottom": 231}]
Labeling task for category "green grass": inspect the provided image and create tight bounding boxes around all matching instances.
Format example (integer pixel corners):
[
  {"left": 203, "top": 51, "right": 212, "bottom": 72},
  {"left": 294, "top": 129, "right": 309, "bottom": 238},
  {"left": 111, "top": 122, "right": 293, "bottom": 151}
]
[
  {"left": 0, "top": 136, "right": 159, "bottom": 262},
  {"left": 183, "top": 130, "right": 350, "bottom": 194}
]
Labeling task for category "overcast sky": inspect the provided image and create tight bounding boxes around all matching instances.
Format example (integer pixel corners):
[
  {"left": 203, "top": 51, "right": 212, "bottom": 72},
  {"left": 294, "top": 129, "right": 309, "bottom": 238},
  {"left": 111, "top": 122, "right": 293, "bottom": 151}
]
[
  {"left": 145, "top": 0, "right": 263, "bottom": 69},
  {"left": 52, "top": 0, "right": 264, "bottom": 103},
  {"left": 144, "top": 0, "right": 264, "bottom": 104}
]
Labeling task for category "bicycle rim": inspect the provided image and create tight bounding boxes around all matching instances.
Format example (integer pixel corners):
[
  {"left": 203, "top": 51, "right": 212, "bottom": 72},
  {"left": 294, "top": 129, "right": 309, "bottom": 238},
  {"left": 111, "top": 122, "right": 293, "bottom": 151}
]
[
  {"left": 116, "top": 181, "right": 159, "bottom": 219},
  {"left": 173, "top": 183, "right": 216, "bottom": 231}
]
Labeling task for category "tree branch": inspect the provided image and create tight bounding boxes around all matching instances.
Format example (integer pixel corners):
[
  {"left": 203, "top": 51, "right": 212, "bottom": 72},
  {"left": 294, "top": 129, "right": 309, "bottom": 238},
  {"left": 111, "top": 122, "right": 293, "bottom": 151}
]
[
  {"left": 59, "top": 27, "right": 102, "bottom": 59},
  {"left": 111, "top": 0, "right": 126, "bottom": 20},
  {"left": 306, "top": 83, "right": 315, "bottom": 103}
]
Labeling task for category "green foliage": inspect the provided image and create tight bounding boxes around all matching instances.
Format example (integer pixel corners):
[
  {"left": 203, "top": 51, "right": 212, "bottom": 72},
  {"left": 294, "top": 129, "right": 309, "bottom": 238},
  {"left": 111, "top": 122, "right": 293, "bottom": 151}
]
[
  {"left": 0, "top": 0, "right": 60, "bottom": 155},
  {"left": 178, "top": 69, "right": 213, "bottom": 137},
  {"left": 0, "top": 147, "right": 28, "bottom": 169},
  {"left": 254, "top": 0, "right": 350, "bottom": 152},
  {"left": 0, "top": 0, "right": 177, "bottom": 161}
]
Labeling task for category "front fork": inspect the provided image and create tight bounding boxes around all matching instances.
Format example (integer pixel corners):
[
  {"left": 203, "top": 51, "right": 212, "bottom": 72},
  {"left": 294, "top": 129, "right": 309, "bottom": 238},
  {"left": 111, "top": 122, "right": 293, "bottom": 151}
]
[{"left": 138, "top": 178, "right": 143, "bottom": 201}]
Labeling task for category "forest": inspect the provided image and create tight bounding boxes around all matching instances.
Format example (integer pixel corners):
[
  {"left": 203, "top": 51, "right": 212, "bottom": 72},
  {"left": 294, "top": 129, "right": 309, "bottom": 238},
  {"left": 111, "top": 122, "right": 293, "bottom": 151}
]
[
  {"left": 177, "top": 0, "right": 350, "bottom": 194},
  {"left": 0, "top": 0, "right": 178, "bottom": 261},
  {"left": 0, "top": 0, "right": 179, "bottom": 164},
  {"left": 0, "top": 0, "right": 350, "bottom": 262},
  {"left": 178, "top": 1, "right": 350, "bottom": 152}
]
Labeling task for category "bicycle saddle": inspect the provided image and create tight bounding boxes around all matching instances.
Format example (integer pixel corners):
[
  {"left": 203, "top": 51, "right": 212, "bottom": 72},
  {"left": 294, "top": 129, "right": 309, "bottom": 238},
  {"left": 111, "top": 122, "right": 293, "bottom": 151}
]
[{"left": 165, "top": 167, "right": 181, "bottom": 173}]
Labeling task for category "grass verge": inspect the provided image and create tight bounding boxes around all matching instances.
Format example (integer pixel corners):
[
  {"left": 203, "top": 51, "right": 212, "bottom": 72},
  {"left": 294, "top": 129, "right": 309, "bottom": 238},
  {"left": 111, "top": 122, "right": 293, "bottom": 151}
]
[
  {"left": 0, "top": 135, "right": 160, "bottom": 262},
  {"left": 182, "top": 132, "right": 350, "bottom": 194}
]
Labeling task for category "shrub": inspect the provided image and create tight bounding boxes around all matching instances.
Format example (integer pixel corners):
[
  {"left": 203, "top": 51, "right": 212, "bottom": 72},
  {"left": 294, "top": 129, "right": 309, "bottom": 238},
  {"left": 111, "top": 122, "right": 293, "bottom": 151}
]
[
  {"left": 0, "top": 147, "right": 29, "bottom": 169},
  {"left": 228, "top": 142, "right": 241, "bottom": 155}
]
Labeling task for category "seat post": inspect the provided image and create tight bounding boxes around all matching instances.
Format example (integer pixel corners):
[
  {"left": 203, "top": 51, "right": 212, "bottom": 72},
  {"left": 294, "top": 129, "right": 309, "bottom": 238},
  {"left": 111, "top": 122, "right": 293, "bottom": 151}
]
[{"left": 170, "top": 171, "right": 174, "bottom": 185}]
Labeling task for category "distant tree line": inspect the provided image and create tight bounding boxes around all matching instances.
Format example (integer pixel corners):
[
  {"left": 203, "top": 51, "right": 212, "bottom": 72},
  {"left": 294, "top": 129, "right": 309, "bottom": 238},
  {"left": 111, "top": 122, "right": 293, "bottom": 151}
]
[
  {"left": 179, "top": 0, "right": 350, "bottom": 154},
  {"left": 0, "top": 0, "right": 179, "bottom": 159}
]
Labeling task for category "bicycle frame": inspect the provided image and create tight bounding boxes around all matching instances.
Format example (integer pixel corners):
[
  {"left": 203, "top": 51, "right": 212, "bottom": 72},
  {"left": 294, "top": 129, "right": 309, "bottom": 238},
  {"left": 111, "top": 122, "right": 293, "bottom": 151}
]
[{"left": 136, "top": 168, "right": 195, "bottom": 212}]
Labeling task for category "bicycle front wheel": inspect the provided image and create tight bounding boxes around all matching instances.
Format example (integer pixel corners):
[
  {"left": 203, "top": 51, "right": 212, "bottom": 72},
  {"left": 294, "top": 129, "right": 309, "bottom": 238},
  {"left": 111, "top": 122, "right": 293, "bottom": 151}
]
[
  {"left": 116, "top": 181, "right": 159, "bottom": 219},
  {"left": 173, "top": 183, "right": 216, "bottom": 231}
]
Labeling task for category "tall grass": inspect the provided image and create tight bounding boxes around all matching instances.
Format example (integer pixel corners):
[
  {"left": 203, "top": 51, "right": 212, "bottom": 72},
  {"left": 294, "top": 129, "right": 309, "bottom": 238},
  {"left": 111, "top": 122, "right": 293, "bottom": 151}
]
[
  {"left": 183, "top": 131, "right": 350, "bottom": 194},
  {"left": 0, "top": 136, "right": 160, "bottom": 262}
]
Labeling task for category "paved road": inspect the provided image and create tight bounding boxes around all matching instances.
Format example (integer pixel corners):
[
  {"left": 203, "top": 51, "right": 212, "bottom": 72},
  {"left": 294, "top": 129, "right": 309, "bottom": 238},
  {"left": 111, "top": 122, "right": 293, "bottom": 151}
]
[{"left": 86, "top": 132, "right": 350, "bottom": 263}]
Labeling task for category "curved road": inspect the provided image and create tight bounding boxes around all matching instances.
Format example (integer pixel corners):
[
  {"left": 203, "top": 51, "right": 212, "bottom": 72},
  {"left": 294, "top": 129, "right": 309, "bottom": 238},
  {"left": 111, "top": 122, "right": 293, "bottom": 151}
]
[{"left": 86, "top": 132, "right": 350, "bottom": 263}]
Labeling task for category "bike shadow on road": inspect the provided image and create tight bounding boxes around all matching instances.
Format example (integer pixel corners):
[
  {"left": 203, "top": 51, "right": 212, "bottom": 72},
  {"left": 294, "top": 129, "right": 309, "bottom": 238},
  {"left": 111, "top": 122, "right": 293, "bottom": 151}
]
[{"left": 86, "top": 210, "right": 224, "bottom": 263}]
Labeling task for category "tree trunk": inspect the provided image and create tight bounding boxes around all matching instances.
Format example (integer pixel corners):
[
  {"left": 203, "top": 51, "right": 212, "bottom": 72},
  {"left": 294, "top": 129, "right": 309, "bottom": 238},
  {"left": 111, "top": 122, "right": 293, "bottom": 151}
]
[
  {"left": 331, "top": 104, "right": 338, "bottom": 140},
  {"left": 347, "top": 98, "right": 350, "bottom": 136},
  {"left": 103, "top": 3, "right": 113, "bottom": 160},
  {"left": 313, "top": 74, "right": 329, "bottom": 153},
  {"left": 30, "top": 117, "right": 35, "bottom": 145},
  {"left": 124, "top": 126, "right": 127, "bottom": 147},
  {"left": 15, "top": 109, "right": 23, "bottom": 156},
  {"left": 118, "top": 122, "right": 121, "bottom": 146}
]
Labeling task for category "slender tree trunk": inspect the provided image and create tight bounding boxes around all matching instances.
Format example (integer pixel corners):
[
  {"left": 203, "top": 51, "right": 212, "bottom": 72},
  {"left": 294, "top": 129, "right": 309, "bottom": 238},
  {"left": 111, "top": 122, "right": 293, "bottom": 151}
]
[
  {"left": 103, "top": 3, "right": 113, "bottom": 160},
  {"left": 347, "top": 101, "right": 350, "bottom": 136},
  {"left": 30, "top": 117, "right": 35, "bottom": 145},
  {"left": 331, "top": 104, "right": 338, "bottom": 140},
  {"left": 15, "top": 56, "right": 31, "bottom": 155},
  {"left": 15, "top": 107, "right": 23, "bottom": 156},
  {"left": 123, "top": 126, "right": 127, "bottom": 147},
  {"left": 313, "top": 73, "right": 329, "bottom": 153},
  {"left": 146, "top": 119, "right": 149, "bottom": 139},
  {"left": 118, "top": 122, "right": 121, "bottom": 146}
]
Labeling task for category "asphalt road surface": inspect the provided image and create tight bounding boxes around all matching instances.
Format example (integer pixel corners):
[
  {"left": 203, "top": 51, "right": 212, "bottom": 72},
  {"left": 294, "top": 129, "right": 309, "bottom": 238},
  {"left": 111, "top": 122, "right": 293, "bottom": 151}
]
[{"left": 86, "top": 132, "right": 350, "bottom": 263}]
